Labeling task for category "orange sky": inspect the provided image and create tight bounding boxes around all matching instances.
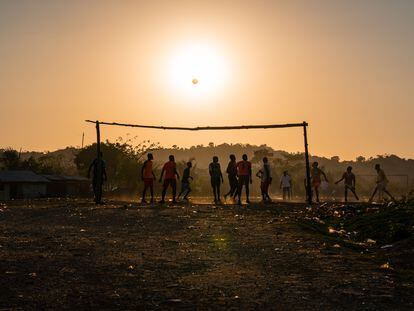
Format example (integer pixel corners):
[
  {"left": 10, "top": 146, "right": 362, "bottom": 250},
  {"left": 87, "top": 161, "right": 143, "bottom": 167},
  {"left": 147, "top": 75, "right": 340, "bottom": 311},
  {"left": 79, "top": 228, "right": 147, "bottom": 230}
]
[{"left": 1, "top": 1, "right": 413, "bottom": 160}]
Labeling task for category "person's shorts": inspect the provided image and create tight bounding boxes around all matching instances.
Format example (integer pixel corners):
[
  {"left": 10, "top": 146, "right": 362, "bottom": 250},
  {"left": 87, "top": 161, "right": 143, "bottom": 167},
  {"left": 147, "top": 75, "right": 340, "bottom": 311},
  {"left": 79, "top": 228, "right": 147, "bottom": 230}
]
[
  {"left": 228, "top": 175, "right": 238, "bottom": 188},
  {"left": 143, "top": 178, "right": 154, "bottom": 187},
  {"left": 344, "top": 184, "right": 355, "bottom": 191},
  {"left": 211, "top": 177, "right": 221, "bottom": 187},
  {"left": 181, "top": 181, "right": 191, "bottom": 191},
  {"left": 238, "top": 175, "right": 250, "bottom": 186},
  {"left": 282, "top": 186, "right": 291, "bottom": 192},
  {"left": 261, "top": 181, "right": 270, "bottom": 192},
  {"left": 312, "top": 180, "right": 321, "bottom": 189},
  {"left": 163, "top": 179, "right": 176, "bottom": 188},
  {"left": 376, "top": 181, "right": 388, "bottom": 191}
]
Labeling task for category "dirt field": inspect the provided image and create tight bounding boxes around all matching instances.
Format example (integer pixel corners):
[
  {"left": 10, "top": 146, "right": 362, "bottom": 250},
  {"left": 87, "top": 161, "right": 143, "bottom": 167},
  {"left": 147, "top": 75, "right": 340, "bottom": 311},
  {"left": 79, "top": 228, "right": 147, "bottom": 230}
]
[{"left": 0, "top": 199, "right": 413, "bottom": 310}]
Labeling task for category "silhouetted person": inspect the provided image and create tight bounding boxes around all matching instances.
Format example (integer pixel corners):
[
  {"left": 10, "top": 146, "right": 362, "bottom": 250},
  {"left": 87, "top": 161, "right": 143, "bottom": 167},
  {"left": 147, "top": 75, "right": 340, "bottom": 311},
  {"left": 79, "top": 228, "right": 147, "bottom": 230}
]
[
  {"left": 280, "top": 170, "right": 292, "bottom": 201},
  {"left": 256, "top": 157, "right": 272, "bottom": 202},
  {"left": 368, "top": 164, "right": 396, "bottom": 203},
  {"left": 159, "top": 155, "right": 180, "bottom": 203},
  {"left": 311, "top": 162, "right": 328, "bottom": 203},
  {"left": 335, "top": 166, "right": 359, "bottom": 202},
  {"left": 88, "top": 151, "right": 107, "bottom": 204},
  {"left": 209, "top": 156, "right": 224, "bottom": 203},
  {"left": 141, "top": 153, "right": 156, "bottom": 203},
  {"left": 224, "top": 154, "right": 238, "bottom": 201},
  {"left": 178, "top": 162, "right": 193, "bottom": 201},
  {"left": 237, "top": 154, "right": 252, "bottom": 205}
]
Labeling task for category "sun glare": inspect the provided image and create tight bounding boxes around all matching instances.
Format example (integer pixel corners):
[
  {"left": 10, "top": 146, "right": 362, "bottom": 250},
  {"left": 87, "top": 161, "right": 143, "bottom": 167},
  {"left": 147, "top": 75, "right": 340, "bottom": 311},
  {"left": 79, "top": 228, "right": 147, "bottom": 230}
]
[{"left": 166, "top": 43, "right": 229, "bottom": 99}]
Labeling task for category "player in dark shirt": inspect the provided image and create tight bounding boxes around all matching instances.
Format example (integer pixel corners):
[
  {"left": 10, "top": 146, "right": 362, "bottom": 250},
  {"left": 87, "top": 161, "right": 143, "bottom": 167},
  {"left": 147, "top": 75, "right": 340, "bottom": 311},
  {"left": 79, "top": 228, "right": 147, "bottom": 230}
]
[
  {"left": 178, "top": 162, "right": 193, "bottom": 201},
  {"left": 335, "top": 166, "right": 359, "bottom": 202},
  {"left": 209, "top": 156, "right": 224, "bottom": 203},
  {"left": 87, "top": 152, "right": 107, "bottom": 204},
  {"left": 224, "top": 154, "right": 238, "bottom": 201}
]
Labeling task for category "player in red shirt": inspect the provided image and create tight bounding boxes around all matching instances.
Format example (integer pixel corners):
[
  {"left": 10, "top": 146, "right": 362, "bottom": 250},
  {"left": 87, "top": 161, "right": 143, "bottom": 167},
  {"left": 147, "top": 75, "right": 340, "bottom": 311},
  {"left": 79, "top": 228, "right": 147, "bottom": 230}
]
[
  {"left": 159, "top": 155, "right": 180, "bottom": 203},
  {"left": 141, "top": 153, "right": 156, "bottom": 203},
  {"left": 236, "top": 154, "right": 252, "bottom": 205}
]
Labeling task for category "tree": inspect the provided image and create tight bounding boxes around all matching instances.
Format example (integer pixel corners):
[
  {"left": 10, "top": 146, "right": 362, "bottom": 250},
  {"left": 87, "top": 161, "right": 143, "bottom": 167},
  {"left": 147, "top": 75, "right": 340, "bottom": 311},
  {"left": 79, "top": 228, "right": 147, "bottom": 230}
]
[{"left": 2, "top": 148, "right": 20, "bottom": 169}]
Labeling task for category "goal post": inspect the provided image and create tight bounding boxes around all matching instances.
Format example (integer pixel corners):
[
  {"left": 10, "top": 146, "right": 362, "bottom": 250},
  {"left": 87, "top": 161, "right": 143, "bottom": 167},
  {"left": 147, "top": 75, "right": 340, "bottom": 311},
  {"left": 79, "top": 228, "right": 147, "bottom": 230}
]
[{"left": 86, "top": 120, "right": 313, "bottom": 204}]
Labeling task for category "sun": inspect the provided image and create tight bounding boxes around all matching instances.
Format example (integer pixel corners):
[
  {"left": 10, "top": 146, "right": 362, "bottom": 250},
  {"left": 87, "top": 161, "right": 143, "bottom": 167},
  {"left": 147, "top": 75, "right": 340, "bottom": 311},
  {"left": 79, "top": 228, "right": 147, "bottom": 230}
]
[{"left": 166, "top": 43, "right": 229, "bottom": 98}]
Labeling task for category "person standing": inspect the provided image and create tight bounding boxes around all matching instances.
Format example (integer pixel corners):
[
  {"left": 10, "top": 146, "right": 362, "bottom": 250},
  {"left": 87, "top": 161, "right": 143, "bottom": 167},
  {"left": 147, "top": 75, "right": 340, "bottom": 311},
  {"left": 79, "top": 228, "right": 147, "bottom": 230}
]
[
  {"left": 311, "top": 162, "right": 328, "bottom": 203},
  {"left": 178, "top": 162, "right": 193, "bottom": 201},
  {"left": 224, "top": 154, "right": 238, "bottom": 201},
  {"left": 368, "top": 164, "right": 396, "bottom": 203},
  {"left": 256, "top": 157, "right": 272, "bottom": 202},
  {"left": 141, "top": 153, "right": 156, "bottom": 203},
  {"left": 209, "top": 156, "right": 224, "bottom": 203},
  {"left": 280, "top": 170, "right": 292, "bottom": 201},
  {"left": 159, "top": 155, "right": 180, "bottom": 204},
  {"left": 335, "top": 166, "right": 359, "bottom": 202},
  {"left": 87, "top": 151, "right": 107, "bottom": 204},
  {"left": 237, "top": 154, "right": 252, "bottom": 205}
]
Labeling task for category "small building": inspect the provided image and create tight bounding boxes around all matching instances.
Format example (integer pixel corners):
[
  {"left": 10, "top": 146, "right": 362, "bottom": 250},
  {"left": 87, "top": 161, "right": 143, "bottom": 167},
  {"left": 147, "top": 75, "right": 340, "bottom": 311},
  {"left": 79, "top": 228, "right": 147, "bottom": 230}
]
[
  {"left": 0, "top": 170, "right": 49, "bottom": 200},
  {"left": 42, "top": 175, "right": 90, "bottom": 197}
]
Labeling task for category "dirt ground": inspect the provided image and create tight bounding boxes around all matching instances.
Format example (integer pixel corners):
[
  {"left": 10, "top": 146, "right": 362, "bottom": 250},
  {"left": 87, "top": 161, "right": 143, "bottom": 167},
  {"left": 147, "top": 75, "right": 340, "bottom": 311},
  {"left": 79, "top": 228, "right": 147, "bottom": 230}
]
[{"left": 0, "top": 199, "right": 413, "bottom": 310}]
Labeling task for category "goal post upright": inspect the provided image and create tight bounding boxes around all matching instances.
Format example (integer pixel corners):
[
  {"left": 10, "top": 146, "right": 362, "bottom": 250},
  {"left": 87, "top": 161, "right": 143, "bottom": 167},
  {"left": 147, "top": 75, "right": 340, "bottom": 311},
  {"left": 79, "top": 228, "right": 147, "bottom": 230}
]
[
  {"left": 303, "top": 122, "right": 312, "bottom": 205},
  {"left": 88, "top": 119, "right": 312, "bottom": 204},
  {"left": 95, "top": 120, "right": 102, "bottom": 204}
]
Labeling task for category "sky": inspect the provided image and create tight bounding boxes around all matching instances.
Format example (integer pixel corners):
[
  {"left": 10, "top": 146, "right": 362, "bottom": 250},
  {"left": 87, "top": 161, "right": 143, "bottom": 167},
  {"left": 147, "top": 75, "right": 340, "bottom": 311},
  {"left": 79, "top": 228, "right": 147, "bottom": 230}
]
[{"left": 0, "top": 0, "right": 413, "bottom": 160}]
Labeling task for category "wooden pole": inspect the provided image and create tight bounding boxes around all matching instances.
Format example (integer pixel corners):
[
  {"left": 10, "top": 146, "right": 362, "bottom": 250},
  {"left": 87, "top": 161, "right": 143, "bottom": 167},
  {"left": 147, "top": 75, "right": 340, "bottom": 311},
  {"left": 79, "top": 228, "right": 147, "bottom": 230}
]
[
  {"left": 303, "top": 122, "right": 312, "bottom": 205},
  {"left": 95, "top": 121, "right": 102, "bottom": 204},
  {"left": 85, "top": 120, "right": 307, "bottom": 131}
]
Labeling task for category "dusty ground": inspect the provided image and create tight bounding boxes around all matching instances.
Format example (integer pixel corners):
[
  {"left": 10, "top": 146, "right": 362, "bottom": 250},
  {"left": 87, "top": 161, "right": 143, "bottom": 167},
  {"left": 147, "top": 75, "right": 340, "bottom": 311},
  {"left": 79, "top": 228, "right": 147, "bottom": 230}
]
[{"left": 0, "top": 199, "right": 413, "bottom": 310}]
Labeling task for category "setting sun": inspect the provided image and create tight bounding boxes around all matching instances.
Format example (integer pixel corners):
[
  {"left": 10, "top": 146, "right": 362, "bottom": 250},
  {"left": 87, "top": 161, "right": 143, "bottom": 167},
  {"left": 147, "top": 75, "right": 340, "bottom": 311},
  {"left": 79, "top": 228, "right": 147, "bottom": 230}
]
[{"left": 165, "top": 43, "right": 229, "bottom": 98}]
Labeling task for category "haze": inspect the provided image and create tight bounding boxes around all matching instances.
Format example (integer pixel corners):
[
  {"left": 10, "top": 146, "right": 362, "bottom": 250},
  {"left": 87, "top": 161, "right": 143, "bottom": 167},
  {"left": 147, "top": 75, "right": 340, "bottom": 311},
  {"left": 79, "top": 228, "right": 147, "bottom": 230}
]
[{"left": 1, "top": 0, "right": 413, "bottom": 160}]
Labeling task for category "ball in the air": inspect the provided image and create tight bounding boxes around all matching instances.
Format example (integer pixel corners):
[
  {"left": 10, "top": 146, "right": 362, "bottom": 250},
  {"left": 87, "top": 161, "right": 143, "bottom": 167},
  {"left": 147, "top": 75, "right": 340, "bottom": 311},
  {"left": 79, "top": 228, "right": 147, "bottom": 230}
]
[{"left": 192, "top": 78, "right": 198, "bottom": 85}]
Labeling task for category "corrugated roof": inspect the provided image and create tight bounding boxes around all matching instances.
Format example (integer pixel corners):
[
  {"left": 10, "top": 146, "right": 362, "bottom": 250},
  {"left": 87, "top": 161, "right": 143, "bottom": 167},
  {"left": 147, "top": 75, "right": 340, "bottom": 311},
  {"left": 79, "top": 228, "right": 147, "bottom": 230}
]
[
  {"left": 42, "top": 175, "right": 89, "bottom": 182},
  {"left": 0, "top": 170, "right": 50, "bottom": 183}
]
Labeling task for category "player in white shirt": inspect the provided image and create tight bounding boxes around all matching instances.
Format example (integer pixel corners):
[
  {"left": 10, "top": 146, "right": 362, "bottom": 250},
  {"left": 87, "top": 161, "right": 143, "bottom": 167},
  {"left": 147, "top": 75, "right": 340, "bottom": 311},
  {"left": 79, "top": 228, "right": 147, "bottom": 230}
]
[{"left": 280, "top": 171, "right": 292, "bottom": 200}]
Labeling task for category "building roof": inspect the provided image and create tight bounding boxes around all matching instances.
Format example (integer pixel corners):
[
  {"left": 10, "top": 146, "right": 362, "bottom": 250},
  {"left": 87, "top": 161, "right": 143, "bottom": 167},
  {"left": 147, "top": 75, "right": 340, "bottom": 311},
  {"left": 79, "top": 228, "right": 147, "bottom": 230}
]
[
  {"left": 0, "top": 170, "right": 50, "bottom": 183},
  {"left": 42, "top": 175, "right": 89, "bottom": 182}
]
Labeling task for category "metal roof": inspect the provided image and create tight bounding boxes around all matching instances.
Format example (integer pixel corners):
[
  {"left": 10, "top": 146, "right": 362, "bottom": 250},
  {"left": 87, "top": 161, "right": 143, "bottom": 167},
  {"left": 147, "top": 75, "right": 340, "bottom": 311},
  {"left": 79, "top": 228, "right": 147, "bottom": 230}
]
[{"left": 0, "top": 170, "right": 50, "bottom": 183}]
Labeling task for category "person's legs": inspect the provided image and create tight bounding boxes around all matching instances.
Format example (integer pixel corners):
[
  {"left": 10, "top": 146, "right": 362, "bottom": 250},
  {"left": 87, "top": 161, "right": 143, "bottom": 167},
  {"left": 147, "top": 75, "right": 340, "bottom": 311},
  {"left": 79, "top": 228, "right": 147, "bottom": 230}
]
[
  {"left": 245, "top": 177, "right": 250, "bottom": 203},
  {"left": 344, "top": 186, "right": 348, "bottom": 202},
  {"left": 349, "top": 186, "right": 359, "bottom": 200},
  {"left": 172, "top": 180, "right": 177, "bottom": 202},
  {"left": 184, "top": 185, "right": 191, "bottom": 200},
  {"left": 383, "top": 188, "right": 396, "bottom": 202},
  {"left": 314, "top": 186, "right": 320, "bottom": 203},
  {"left": 237, "top": 178, "right": 243, "bottom": 204},
  {"left": 369, "top": 186, "right": 378, "bottom": 202},
  {"left": 142, "top": 185, "right": 148, "bottom": 202},
  {"left": 231, "top": 177, "right": 238, "bottom": 198},
  {"left": 217, "top": 179, "right": 221, "bottom": 201},
  {"left": 161, "top": 179, "right": 169, "bottom": 202},
  {"left": 282, "top": 187, "right": 287, "bottom": 200},
  {"left": 149, "top": 184, "right": 154, "bottom": 202}
]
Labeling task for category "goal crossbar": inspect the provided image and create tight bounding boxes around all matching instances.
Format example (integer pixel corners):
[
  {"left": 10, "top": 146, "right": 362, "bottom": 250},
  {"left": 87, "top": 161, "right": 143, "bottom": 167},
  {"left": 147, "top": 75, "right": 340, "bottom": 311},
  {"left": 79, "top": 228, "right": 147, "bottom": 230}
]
[{"left": 85, "top": 120, "right": 308, "bottom": 131}]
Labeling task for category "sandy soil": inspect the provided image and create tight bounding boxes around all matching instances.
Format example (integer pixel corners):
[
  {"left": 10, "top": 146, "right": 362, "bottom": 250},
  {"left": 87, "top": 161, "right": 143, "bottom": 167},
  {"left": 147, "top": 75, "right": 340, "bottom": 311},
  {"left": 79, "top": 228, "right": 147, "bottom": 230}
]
[{"left": 0, "top": 199, "right": 413, "bottom": 310}]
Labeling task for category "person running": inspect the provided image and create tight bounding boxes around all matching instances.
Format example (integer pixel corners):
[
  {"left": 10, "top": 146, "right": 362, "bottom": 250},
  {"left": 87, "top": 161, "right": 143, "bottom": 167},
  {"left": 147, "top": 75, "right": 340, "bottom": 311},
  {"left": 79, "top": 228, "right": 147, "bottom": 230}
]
[
  {"left": 87, "top": 151, "right": 107, "bottom": 204},
  {"left": 256, "top": 157, "right": 272, "bottom": 202},
  {"left": 209, "top": 156, "right": 224, "bottom": 203},
  {"left": 141, "top": 153, "right": 156, "bottom": 203},
  {"left": 237, "top": 154, "right": 252, "bottom": 205},
  {"left": 178, "top": 162, "right": 193, "bottom": 201},
  {"left": 335, "top": 166, "right": 359, "bottom": 202},
  {"left": 311, "top": 161, "right": 328, "bottom": 203},
  {"left": 368, "top": 164, "right": 396, "bottom": 203},
  {"left": 280, "top": 170, "right": 292, "bottom": 201},
  {"left": 159, "top": 155, "right": 180, "bottom": 203},
  {"left": 224, "top": 154, "right": 238, "bottom": 201}
]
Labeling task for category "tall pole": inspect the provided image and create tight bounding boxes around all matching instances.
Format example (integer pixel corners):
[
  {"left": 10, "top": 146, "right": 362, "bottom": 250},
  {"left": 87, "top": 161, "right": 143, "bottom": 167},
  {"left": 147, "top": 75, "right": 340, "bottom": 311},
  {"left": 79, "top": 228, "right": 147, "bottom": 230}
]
[
  {"left": 81, "top": 132, "right": 85, "bottom": 149},
  {"left": 303, "top": 122, "right": 312, "bottom": 205},
  {"left": 95, "top": 121, "right": 102, "bottom": 204}
]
